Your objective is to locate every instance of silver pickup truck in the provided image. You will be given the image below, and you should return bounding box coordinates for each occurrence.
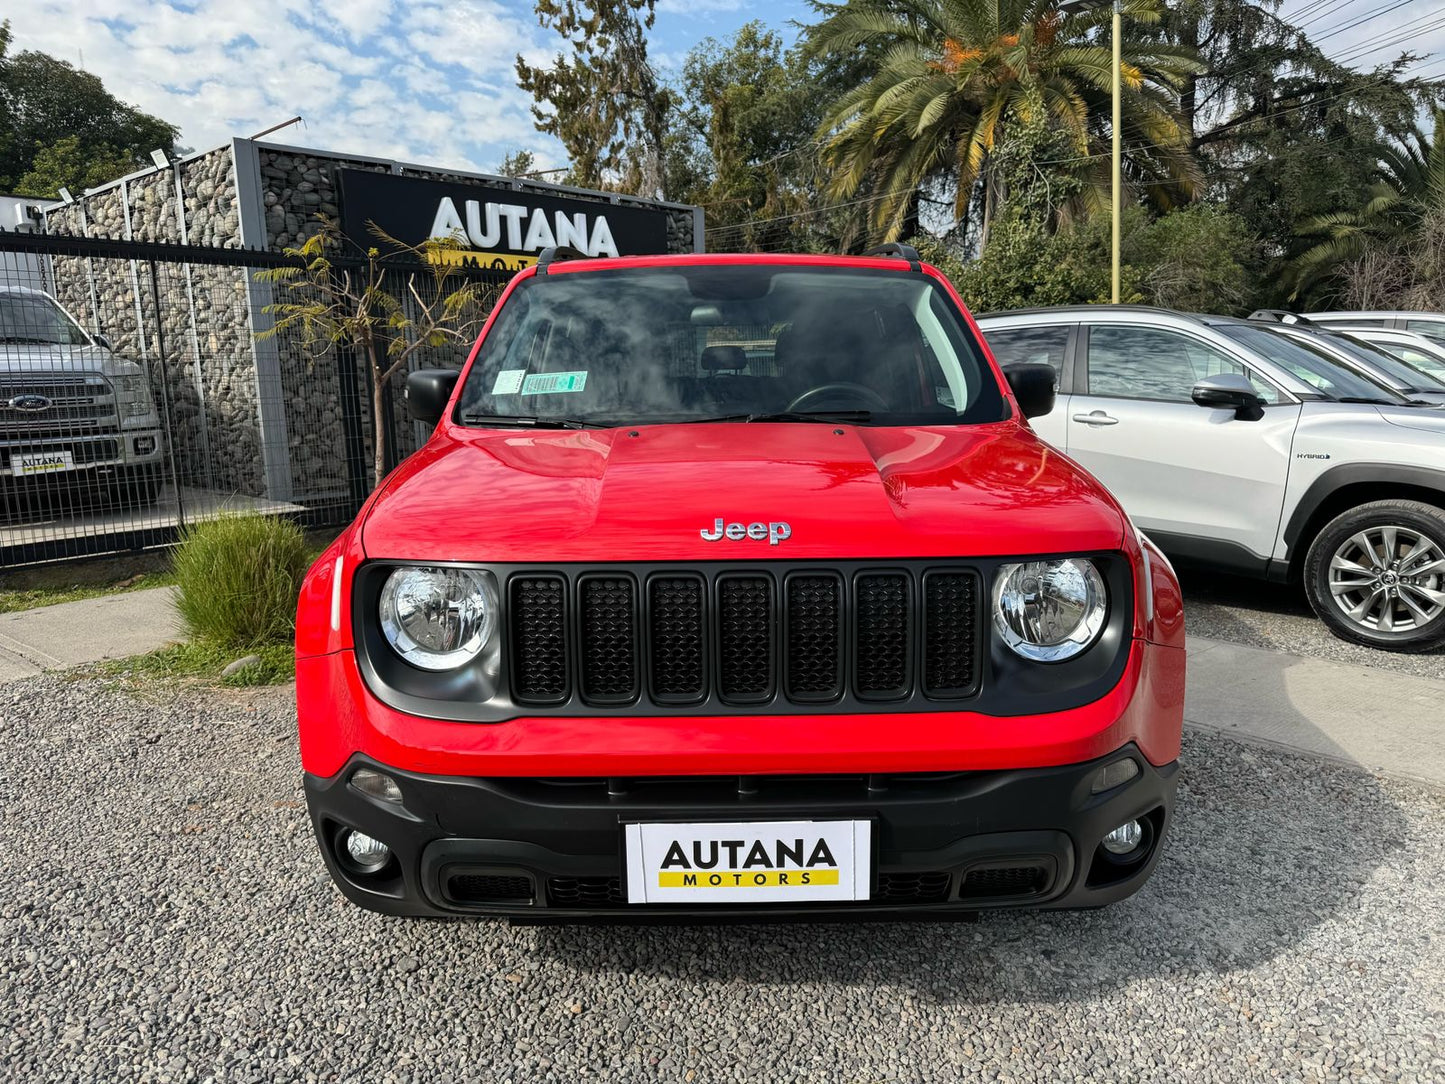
[1,286,165,514]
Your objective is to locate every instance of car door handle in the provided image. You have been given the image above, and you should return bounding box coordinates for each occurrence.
[1072,411,1119,426]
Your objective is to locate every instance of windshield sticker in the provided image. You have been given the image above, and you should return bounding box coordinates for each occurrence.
[521,371,588,395]
[491,369,526,395]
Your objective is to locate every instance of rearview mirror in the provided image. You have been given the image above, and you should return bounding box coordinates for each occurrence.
[92,332,112,350]
[406,369,461,425]
[1191,373,1265,420]
[1003,363,1057,419]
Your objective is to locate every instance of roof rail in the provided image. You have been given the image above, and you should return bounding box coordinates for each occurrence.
[1248,309,1316,327]
[862,242,922,270]
[535,246,593,275]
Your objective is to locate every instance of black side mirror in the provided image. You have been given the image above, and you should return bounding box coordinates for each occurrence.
[1191,373,1265,420]
[92,332,112,350]
[1004,363,1057,419]
[406,369,461,425]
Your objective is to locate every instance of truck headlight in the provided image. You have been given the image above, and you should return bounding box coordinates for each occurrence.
[378,566,497,671]
[992,558,1108,662]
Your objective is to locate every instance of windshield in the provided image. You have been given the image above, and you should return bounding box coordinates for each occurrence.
[1216,324,1407,402]
[1362,338,1445,382]
[1317,334,1445,392]
[0,292,91,346]
[456,266,1007,427]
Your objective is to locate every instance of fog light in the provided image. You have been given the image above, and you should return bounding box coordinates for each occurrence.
[343,829,391,872]
[1102,820,1143,855]
[350,768,403,803]
[1091,758,1140,794]
[133,435,157,455]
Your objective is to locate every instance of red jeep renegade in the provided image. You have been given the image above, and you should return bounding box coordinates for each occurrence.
[295,245,1185,919]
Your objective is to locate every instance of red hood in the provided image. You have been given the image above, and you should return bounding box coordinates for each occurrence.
[360,422,1126,562]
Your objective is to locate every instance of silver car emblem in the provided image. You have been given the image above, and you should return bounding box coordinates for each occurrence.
[700,518,791,545]
[7,394,52,413]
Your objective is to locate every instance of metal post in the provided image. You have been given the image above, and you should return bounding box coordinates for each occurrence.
[1111,0,1122,305]
[148,260,187,530]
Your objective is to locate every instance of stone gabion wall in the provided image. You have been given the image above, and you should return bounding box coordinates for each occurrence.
[44,142,700,509]
[40,149,266,497]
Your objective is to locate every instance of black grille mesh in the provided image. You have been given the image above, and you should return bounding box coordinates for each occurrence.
[579,576,636,702]
[960,865,1048,898]
[502,566,980,709]
[648,576,706,700]
[718,576,773,700]
[875,871,951,902]
[448,873,534,903]
[855,573,910,697]
[510,576,568,702]
[547,876,626,906]
[923,573,979,696]
[785,574,842,699]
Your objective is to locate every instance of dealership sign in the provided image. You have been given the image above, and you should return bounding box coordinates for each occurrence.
[337,169,671,270]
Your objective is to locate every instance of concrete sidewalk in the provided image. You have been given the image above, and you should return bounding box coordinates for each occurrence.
[0,587,1440,786]
[0,586,182,682]
[1185,635,1445,788]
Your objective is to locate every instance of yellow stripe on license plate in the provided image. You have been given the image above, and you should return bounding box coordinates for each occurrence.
[658,869,841,888]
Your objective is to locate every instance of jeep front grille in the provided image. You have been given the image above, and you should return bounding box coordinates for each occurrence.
[506,563,981,711]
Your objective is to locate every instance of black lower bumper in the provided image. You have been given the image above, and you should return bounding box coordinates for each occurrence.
[303,747,1178,921]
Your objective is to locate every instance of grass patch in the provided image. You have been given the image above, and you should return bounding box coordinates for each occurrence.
[173,514,310,647]
[0,569,175,614]
[92,641,294,687]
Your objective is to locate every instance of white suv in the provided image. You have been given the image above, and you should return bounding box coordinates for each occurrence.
[977,305,1445,653]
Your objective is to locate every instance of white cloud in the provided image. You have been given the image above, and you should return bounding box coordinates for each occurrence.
[4,0,561,175]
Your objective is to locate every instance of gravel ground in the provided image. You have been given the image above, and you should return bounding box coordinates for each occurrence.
[1179,569,1445,682]
[4,676,1445,1083]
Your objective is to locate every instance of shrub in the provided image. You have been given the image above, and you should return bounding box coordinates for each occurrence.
[172,514,309,648]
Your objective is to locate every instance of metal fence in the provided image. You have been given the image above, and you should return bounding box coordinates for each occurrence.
[0,231,508,568]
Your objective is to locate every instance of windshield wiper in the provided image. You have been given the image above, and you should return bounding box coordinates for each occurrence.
[681,409,874,425]
[1335,396,1413,406]
[460,413,607,429]
[0,337,60,344]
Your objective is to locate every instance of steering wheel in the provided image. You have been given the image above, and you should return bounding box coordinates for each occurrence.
[785,382,890,413]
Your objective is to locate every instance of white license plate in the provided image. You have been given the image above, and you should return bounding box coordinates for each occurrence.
[15,451,75,475]
[623,819,871,904]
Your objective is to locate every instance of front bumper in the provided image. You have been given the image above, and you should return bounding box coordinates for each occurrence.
[304,745,1177,920]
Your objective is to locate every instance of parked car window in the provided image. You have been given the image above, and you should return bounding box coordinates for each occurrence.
[458,266,1007,427]
[1321,335,1445,392]
[983,325,1069,378]
[1405,319,1445,345]
[1085,325,1281,403]
[0,292,91,346]
[1216,324,1405,401]
[1316,316,1386,328]
[1392,346,1445,381]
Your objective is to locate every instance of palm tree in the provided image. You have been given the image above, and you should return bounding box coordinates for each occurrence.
[807,0,1202,241]
[1288,108,1445,299]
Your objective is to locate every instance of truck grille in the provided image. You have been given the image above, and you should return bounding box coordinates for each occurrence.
[506,564,980,710]
[0,375,117,435]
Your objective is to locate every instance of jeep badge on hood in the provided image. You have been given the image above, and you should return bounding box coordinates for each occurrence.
[700,518,791,545]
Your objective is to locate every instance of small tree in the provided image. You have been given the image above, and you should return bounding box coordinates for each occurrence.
[256,219,490,490]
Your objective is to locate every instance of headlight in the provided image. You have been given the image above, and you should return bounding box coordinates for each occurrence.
[115,374,148,395]
[378,566,497,670]
[992,558,1108,662]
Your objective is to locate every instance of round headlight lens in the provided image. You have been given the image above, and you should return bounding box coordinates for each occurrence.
[992,559,1108,662]
[378,566,497,670]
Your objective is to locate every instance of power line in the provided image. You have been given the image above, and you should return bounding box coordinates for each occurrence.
[1312,0,1422,42]
[1331,13,1445,64]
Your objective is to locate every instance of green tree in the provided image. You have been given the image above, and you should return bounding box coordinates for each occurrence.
[514,0,672,197]
[0,21,180,195]
[805,0,1202,241]
[257,222,491,488]
[495,149,538,178]
[1288,108,1445,300]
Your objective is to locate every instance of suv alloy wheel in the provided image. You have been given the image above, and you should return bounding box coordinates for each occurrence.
[1304,499,1445,652]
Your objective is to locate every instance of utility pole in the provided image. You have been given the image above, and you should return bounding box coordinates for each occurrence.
[1111,0,1122,304]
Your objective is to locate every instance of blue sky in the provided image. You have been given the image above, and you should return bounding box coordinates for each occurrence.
[6,1,1442,181]
[8,0,813,176]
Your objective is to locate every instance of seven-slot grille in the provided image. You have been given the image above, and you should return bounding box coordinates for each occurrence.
[506,565,980,710]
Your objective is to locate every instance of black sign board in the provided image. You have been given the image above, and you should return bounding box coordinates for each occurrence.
[337,169,672,271]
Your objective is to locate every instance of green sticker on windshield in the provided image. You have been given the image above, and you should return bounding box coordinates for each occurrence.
[521,371,588,395]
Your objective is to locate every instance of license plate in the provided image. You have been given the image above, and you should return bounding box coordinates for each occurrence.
[623,819,871,904]
[16,451,75,475]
